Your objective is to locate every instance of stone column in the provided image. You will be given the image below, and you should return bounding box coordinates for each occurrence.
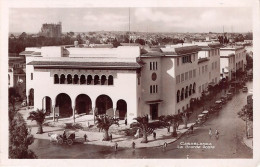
[52,105,56,122]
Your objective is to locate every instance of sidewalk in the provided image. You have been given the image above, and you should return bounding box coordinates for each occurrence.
[20,107,195,149]
[243,137,253,149]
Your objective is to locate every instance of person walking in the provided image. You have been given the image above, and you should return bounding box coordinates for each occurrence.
[132,141,136,150]
[215,129,219,139]
[190,125,194,134]
[167,126,170,133]
[209,128,212,138]
[125,118,127,125]
[110,133,113,142]
[163,142,168,151]
[114,142,118,152]
[84,133,87,142]
[153,132,156,140]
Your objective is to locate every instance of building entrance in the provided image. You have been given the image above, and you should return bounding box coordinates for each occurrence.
[150,104,158,120]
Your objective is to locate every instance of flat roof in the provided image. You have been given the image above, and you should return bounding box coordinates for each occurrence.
[27,61,142,70]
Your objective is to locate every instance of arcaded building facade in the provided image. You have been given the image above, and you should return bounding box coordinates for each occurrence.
[25,44,202,123]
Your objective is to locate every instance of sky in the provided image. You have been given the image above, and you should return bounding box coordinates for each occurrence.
[9,8,252,33]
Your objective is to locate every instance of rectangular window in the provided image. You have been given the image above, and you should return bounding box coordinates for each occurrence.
[185,72,188,80]
[31,73,33,80]
[215,62,217,69]
[212,63,214,70]
[177,58,179,66]
[176,75,180,84]
[153,85,155,93]
[150,62,152,70]
[181,73,184,82]
[155,62,158,70]
[193,54,195,61]
[189,70,192,79]
[150,85,153,94]
[153,62,155,70]
[193,69,196,77]
[156,85,158,93]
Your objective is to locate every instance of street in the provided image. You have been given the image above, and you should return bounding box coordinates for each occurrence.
[29,81,253,159]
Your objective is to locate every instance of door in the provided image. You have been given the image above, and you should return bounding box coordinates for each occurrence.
[150,104,158,120]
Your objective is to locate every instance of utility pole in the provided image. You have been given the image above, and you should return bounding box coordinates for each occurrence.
[223,26,225,45]
[129,8,130,44]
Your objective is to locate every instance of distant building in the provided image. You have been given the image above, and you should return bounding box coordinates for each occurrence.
[39,22,62,38]
[220,46,246,81]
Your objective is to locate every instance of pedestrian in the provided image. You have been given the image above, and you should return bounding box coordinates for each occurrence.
[190,125,194,134]
[63,130,66,140]
[163,142,168,150]
[215,129,219,139]
[125,118,127,125]
[209,128,212,138]
[176,122,179,130]
[84,133,87,142]
[114,142,118,152]
[132,141,136,150]
[167,126,170,133]
[153,132,156,140]
[110,133,113,142]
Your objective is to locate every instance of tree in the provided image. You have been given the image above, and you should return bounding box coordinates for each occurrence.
[9,87,18,112]
[95,115,119,141]
[9,109,37,158]
[133,115,165,143]
[159,114,181,137]
[27,109,46,134]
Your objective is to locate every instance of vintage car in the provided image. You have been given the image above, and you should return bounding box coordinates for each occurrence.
[220,95,228,104]
[197,114,207,124]
[242,86,248,92]
[202,110,209,118]
[214,100,222,109]
[227,93,233,100]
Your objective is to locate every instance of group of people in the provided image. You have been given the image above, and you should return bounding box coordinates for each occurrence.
[209,128,219,139]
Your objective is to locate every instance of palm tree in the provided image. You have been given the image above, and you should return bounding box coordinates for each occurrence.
[159,114,181,137]
[95,114,119,141]
[27,109,46,134]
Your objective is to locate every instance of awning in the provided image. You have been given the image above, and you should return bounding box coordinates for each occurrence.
[145,99,163,104]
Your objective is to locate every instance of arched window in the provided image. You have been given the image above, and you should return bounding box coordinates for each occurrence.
[181,88,184,100]
[54,74,59,84]
[87,75,93,85]
[80,75,86,84]
[101,75,107,85]
[177,90,180,103]
[73,75,79,84]
[189,84,192,95]
[67,74,72,84]
[60,74,65,84]
[185,86,189,98]
[94,75,100,85]
[193,82,196,93]
[108,75,113,85]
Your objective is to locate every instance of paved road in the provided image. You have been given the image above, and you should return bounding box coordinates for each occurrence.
[29,81,253,159]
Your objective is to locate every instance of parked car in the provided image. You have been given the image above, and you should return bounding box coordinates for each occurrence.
[227,93,233,100]
[215,100,222,109]
[242,86,248,92]
[197,114,207,124]
[202,110,209,118]
[220,95,227,104]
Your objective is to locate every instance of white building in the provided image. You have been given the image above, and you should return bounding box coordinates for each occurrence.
[220,46,246,81]
[195,42,221,97]
[25,44,202,123]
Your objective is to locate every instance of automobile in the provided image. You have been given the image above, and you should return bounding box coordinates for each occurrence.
[227,93,233,100]
[215,100,222,109]
[242,86,248,92]
[220,95,227,104]
[202,110,209,118]
[21,100,27,107]
[197,114,207,124]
